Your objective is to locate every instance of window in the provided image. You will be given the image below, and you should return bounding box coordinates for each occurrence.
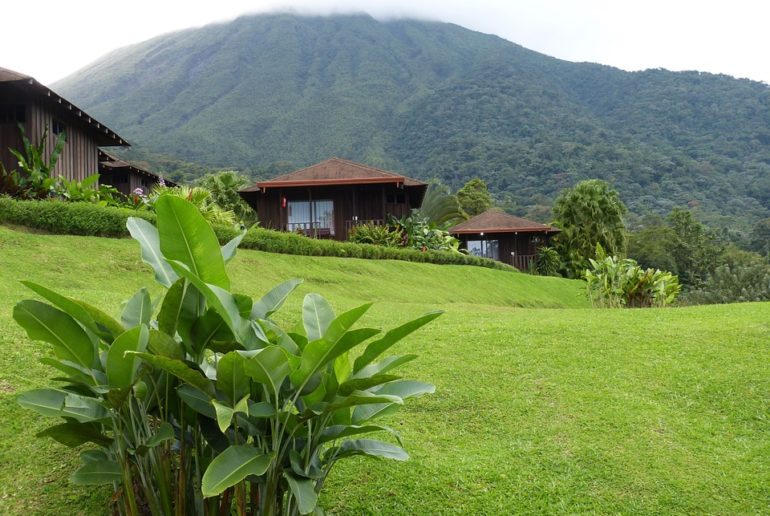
[467,239,499,260]
[52,119,66,136]
[287,199,334,236]
[0,104,25,124]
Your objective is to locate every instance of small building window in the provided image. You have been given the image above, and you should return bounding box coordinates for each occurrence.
[467,239,499,260]
[0,104,25,124]
[287,199,335,236]
[52,119,66,135]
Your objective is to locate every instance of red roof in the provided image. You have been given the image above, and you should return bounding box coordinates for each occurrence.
[449,209,560,234]
[0,66,129,147]
[240,157,426,191]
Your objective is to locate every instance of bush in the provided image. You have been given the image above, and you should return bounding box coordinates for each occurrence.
[535,246,561,276]
[0,198,513,271]
[0,196,156,237]
[683,250,770,304]
[348,222,403,247]
[585,245,681,308]
[14,197,440,514]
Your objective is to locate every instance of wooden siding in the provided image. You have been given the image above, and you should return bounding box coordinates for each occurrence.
[242,183,421,240]
[458,232,555,270]
[26,98,100,181]
[0,120,22,173]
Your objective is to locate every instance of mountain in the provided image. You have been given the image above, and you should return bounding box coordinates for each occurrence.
[53,13,770,231]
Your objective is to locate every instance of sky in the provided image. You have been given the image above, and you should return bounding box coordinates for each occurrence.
[3,0,770,85]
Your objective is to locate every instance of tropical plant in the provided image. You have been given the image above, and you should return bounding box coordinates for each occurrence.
[412,183,465,228]
[584,245,680,308]
[52,173,125,207]
[196,170,258,225]
[14,196,439,515]
[149,184,237,225]
[534,246,561,276]
[1,124,66,199]
[456,178,492,217]
[394,215,461,253]
[552,179,627,278]
[348,222,404,247]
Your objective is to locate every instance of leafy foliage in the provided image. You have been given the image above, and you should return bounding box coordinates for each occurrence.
[393,215,461,253]
[585,245,680,308]
[682,250,770,304]
[748,218,770,257]
[552,179,627,278]
[148,184,237,225]
[535,246,561,277]
[196,170,258,225]
[1,124,65,199]
[13,196,440,514]
[348,223,403,247]
[456,178,492,218]
[53,14,770,232]
[412,183,465,228]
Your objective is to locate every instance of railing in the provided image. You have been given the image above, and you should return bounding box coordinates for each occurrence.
[345,219,385,233]
[286,222,333,238]
[511,254,536,271]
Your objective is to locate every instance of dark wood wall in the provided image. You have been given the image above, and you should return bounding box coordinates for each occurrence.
[242,183,422,240]
[457,232,554,269]
[1,84,104,182]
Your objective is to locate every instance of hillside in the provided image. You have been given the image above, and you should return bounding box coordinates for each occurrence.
[53,14,770,230]
[1,225,769,514]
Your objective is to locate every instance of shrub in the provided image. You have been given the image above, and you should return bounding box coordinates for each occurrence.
[14,196,440,514]
[585,245,680,308]
[0,198,513,271]
[535,246,561,276]
[348,222,404,247]
[683,250,770,304]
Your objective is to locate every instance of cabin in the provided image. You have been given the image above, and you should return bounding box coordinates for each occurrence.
[0,66,168,193]
[239,158,427,240]
[449,209,560,270]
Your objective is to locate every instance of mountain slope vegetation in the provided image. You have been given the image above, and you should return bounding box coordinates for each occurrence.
[54,14,770,230]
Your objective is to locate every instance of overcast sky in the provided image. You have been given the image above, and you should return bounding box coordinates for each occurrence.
[3,0,769,85]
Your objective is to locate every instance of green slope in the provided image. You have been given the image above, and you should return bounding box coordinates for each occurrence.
[1,226,769,514]
[52,14,770,232]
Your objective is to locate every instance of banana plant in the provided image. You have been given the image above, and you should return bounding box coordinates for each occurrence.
[15,195,439,515]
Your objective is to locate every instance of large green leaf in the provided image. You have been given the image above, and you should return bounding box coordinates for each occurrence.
[157,278,186,336]
[290,328,379,388]
[352,381,435,424]
[251,279,302,319]
[352,311,442,373]
[147,329,184,360]
[70,458,122,485]
[242,346,290,395]
[106,326,149,389]
[217,351,249,403]
[284,473,318,515]
[322,390,402,414]
[338,374,400,396]
[13,300,98,370]
[17,389,108,422]
[168,260,260,349]
[352,354,417,379]
[145,422,175,448]
[201,445,271,497]
[129,352,215,397]
[36,421,111,448]
[302,294,335,342]
[177,384,215,418]
[191,308,235,354]
[221,229,247,264]
[74,301,124,342]
[324,303,372,344]
[334,439,408,461]
[319,424,398,444]
[39,358,102,386]
[155,195,230,290]
[126,217,179,287]
[121,288,152,329]
[20,281,109,341]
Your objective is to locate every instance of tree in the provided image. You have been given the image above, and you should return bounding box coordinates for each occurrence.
[196,170,258,225]
[551,179,627,278]
[457,178,492,217]
[666,208,723,287]
[412,182,465,228]
[749,218,770,257]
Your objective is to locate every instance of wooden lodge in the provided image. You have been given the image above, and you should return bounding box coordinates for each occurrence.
[0,66,168,194]
[449,209,560,270]
[239,158,427,240]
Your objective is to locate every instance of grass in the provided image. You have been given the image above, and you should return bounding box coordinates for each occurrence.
[0,224,768,514]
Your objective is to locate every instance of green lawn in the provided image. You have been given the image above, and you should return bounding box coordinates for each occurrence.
[0,225,768,514]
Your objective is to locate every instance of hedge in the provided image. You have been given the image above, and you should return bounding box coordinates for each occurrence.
[0,197,513,271]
